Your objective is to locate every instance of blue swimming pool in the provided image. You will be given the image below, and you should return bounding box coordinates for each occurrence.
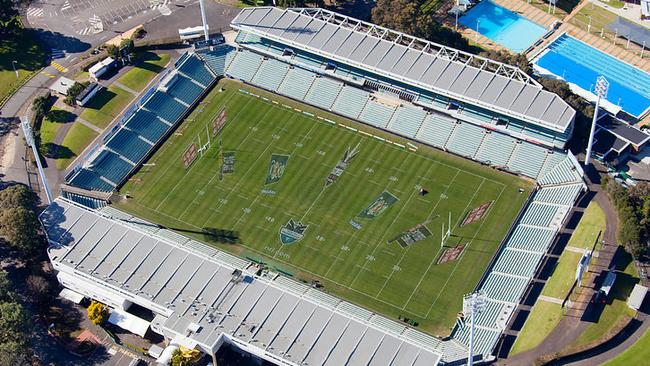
[535,34,650,117]
[459,0,547,53]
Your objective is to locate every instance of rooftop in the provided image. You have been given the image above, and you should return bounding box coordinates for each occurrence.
[231,7,575,132]
[42,198,451,365]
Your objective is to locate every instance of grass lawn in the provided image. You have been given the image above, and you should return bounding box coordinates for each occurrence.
[56,122,99,170]
[79,85,133,129]
[571,250,639,348]
[525,0,579,19]
[117,52,170,92]
[115,79,532,336]
[569,201,606,250]
[542,250,583,299]
[603,328,650,366]
[0,30,45,105]
[510,301,563,355]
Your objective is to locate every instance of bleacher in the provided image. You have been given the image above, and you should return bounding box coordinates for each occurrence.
[476,131,517,166]
[445,121,486,158]
[520,202,561,228]
[89,150,133,185]
[197,44,236,76]
[143,91,188,124]
[278,66,316,101]
[68,168,114,192]
[304,76,343,110]
[388,105,427,138]
[359,100,395,129]
[251,58,290,91]
[226,50,264,82]
[105,129,153,164]
[331,86,369,119]
[123,110,170,143]
[176,53,216,87]
[61,191,107,209]
[416,113,457,148]
[508,142,550,178]
[166,75,205,106]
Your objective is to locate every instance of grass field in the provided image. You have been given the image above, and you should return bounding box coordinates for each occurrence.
[510,300,563,355]
[0,30,45,105]
[603,328,650,366]
[116,79,532,335]
[56,122,98,170]
[117,52,170,92]
[80,85,133,129]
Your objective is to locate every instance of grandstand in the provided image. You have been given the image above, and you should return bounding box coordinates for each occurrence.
[51,6,591,364]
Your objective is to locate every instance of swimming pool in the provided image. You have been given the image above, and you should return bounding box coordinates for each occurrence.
[459,0,547,53]
[535,34,650,117]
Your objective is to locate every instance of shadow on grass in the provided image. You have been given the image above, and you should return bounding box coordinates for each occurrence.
[42,143,75,160]
[135,52,166,74]
[47,109,76,124]
[0,30,46,72]
[83,89,117,111]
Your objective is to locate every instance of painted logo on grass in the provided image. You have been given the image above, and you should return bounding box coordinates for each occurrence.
[222,151,235,174]
[389,222,433,248]
[263,154,289,195]
[351,191,399,229]
[326,143,360,187]
[279,219,309,245]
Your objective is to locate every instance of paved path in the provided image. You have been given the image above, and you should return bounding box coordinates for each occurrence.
[76,117,104,134]
[539,295,565,305]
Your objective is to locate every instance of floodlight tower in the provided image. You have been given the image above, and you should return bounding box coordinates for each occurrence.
[464,292,487,366]
[20,117,53,204]
[585,76,609,166]
[199,0,209,41]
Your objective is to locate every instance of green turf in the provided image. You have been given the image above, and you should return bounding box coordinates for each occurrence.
[542,250,583,300]
[568,201,606,250]
[56,122,98,170]
[0,30,45,105]
[116,79,532,335]
[603,328,650,366]
[510,300,563,356]
[79,85,133,129]
[117,52,170,92]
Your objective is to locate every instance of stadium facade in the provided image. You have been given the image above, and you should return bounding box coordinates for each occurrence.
[49,7,589,365]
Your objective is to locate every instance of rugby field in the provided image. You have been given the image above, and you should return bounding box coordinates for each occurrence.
[116,79,533,335]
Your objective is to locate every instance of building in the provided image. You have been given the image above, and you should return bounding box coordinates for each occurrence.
[49,76,75,96]
[89,57,116,80]
[42,199,453,366]
[76,82,103,107]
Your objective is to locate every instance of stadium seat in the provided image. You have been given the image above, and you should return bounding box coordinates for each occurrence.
[197,44,236,76]
[520,202,561,228]
[537,154,582,186]
[90,150,134,185]
[492,248,544,278]
[106,129,153,164]
[304,77,343,110]
[445,121,486,158]
[416,113,457,148]
[177,54,216,87]
[534,184,584,206]
[359,100,395,129]
[227,50,265,82]
[504,225,557,253]
[332,86,370,119]
[387,105,427,138]
[144,91,188,124]
[278,66,316,101]
[507,142,550,178]
[251,58,290,92]
[124,110,170,144]
[68,168,114,192]
[166,75,205,106]
[475,131,517,167]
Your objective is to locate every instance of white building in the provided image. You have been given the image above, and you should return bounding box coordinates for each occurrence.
[89,57,115,80]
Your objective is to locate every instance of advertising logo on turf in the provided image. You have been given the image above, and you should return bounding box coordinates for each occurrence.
[265,154,289,185]
[358,191,399,219]
[279,219,309,245]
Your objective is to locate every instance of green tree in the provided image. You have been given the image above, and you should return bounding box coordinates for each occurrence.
[480,49,533,75]
[0,184,38,211]
[0,0,20,34]
[0,271,14,303]
[31,94,50,121]
[64,81,89,105]
[0,340,29,366]
[0,302,29,341]
[0,206,40,253]
[106,44,119,59]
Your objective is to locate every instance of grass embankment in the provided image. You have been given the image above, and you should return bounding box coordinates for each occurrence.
[0,30,45,105]
[117,52,170,92]
[510,301,563,356]
[56,123,98,170]
[603,328,650,366]
[79,85,133,129]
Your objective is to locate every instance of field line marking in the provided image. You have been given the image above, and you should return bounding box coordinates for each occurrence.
[153,93,253,212]
[374,168,460,299]
[423,183,505,318]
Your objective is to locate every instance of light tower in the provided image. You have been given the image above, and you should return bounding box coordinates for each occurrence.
[199,0,209,41]
[464,292,487,366]
[585,76,609,166]
[20,117,53,204]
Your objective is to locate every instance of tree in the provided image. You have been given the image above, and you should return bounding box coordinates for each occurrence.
[0,0,20,34]
[64,81,89,106]
[0,184,38,211]
[0,340,29,366]
[480,49,533,76]
[0,302,29,341]
[31,94,51,122]
[372,0,422,37]
[106,44,119,59]
[87,301,108,325]
[26,275,51,305]
[0,271,14,303]
[0,206,40,253]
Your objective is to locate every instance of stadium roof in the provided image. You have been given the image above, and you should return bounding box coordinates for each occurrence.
[42,198,448,365]
[231,7,575,132]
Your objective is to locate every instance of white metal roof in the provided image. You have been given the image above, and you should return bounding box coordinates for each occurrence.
[42,198,446,365]
[231,7,575,133]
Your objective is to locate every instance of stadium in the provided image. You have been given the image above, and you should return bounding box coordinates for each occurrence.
[43,6,586,365]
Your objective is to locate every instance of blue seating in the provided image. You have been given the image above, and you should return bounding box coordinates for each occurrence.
[177,54,215,87]
[251,58,290,91]
[106,129,152,164]
[90,150,133,185]
[62,192,107,209]
[167,75,204,106]
[508,142,550,178]
[446,121,486,158]
[68,168,114,192]
[198,45,235,76]
[144,91,188,124]
[332,86,369,119]
[278,66,316,101]
[227,50,264,82]
[304,77,343,110]
[359,100,395,129]
[124,110,169,143]
[388,105,427,138]
[461,105,494,124]
[416,113,457,148]
[476,131,517,166]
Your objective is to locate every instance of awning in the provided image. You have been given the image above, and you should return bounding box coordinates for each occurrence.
[59,288,85,304]
[628,284,647,310]
[108,308,151,337]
